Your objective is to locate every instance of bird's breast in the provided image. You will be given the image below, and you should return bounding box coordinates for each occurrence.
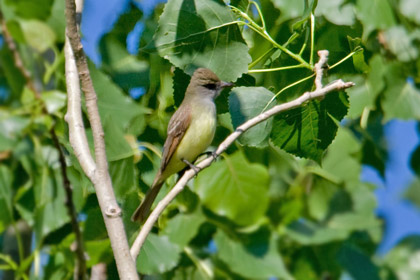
[175,100,216,162]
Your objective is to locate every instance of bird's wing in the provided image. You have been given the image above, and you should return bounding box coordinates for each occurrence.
[160,104,191,171]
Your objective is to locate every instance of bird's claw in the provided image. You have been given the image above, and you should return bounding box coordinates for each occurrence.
[182,159,201,177]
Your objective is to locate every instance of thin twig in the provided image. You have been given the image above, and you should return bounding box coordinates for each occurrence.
[314,50,329,90]
[64,0,139,279]
[0,9,87,280]
[130,50,355,259]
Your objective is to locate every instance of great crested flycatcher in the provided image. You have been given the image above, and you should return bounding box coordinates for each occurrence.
[131,68,233,222]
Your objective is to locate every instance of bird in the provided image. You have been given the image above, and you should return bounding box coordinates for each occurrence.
[131,68,233,222]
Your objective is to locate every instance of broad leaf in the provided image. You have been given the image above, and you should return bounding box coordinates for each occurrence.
[89,62,150,130]
[194,151,269,226]
[153,0,251,81]
[271,91,349,163]
[355,0,395,38]
[137,233,181,274]
[19,19,56,52]
[215,230,292,279]
[229,86,275,147]
[162,208,206,247]
[381,63,420,121]
[286,219,350,245]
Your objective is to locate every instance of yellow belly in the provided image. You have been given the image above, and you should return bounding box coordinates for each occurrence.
[162,102,216,178]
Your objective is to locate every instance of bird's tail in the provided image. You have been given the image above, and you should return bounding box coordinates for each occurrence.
[131,181,164,223]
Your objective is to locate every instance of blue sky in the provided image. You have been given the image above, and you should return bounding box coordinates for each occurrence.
[81,0,420,255]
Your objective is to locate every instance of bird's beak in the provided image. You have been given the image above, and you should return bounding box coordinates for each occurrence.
[220,81,234,88]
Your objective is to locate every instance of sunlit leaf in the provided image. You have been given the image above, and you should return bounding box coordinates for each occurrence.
[153,0,251,81]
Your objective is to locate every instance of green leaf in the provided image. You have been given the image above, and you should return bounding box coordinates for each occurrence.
[215,230,292,279]
[307,178,338,221]
[172,67,191,108]
[41,90,66,114]
[162,208,206,247]
[85,239,113,268]
[399,0,420,25]
[0,165,13,233]
[89,62,150,130]
[410,144,420,177]
[5,0,53,19]
[383,236,420,279]
[316,0,355,26]
[194,151,269,226]
[137,233,181,274]
[0,47,25,97]
[271,91,349,162]
[153,0,251,81]
[109,157,136,200]
[103,116,133,161]
[46,0,66,42]
[381,64,420,121]
[384,26,418,62]
[338,244,380,280]
[322,127,361,184]
[272,0,304,22]
[99,34,149,91]
[19,19,56,52]
[355,0,395,38]
[286,219,350,245]
[228,86,275,147]
[404,179,420,208]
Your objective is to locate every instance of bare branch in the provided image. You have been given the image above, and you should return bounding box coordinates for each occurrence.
[130,50,355,259]
[64,0,139,279]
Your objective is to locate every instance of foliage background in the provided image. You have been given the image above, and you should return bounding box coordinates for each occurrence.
[1,0,420,279]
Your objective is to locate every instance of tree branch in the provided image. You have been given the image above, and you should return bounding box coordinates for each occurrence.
[0,9,87,279]
[130,50,355,259]
[64,0,139,279]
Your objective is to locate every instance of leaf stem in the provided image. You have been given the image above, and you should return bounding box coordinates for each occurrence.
[329,48,362,70]
[250,1,266,30]
[248,47,274,69]
[184,247,213,279]
[249,64,306,73]
[261,74,315,112]
[309,13,315,65]
[230,5,312,70]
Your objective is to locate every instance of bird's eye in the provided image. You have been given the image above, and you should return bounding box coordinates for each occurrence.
[203,83,217,90]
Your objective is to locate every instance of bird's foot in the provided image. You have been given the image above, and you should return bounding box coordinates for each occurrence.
[182,159,201,176]
[200,151,218,160]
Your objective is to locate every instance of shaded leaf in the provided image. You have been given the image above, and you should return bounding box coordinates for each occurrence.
[0,165,13,233]
[89,62,150,130]
[286,219,349,245]
[229,86,275,147]
[194,151,269,226]
[271,91,349,162]
[215,230,292,279]
[5,0,53,19]
[338,244,380,280]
